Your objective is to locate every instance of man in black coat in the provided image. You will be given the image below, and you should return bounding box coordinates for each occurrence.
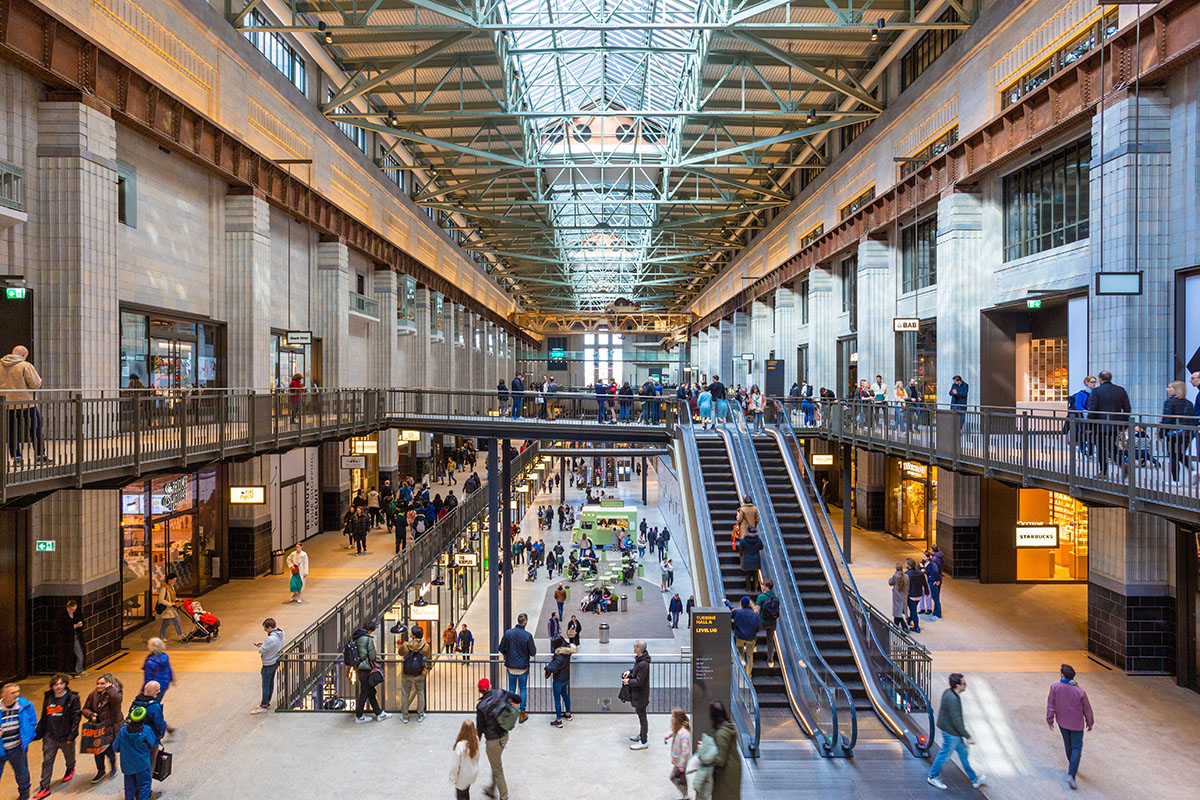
[949,375,969,434]
[623,640,652,749]
[510,373,525,419]
[1087,371,1131,477]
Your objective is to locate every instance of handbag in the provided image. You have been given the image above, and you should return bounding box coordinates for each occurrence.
[290,564,300,575]
[154,602,167,616]
[79,724,108,754]
[618,683,631,704]
[153,749,173,781]
[367,666,384,687]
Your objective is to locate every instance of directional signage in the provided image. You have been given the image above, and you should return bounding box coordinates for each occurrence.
[35,540,56,552]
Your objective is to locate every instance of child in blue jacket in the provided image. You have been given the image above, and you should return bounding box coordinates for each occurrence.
[113,706,159,800]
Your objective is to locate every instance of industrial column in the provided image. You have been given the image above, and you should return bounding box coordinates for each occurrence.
[842,443,852,563]
[501,440,513,632]
[487,439,499,685]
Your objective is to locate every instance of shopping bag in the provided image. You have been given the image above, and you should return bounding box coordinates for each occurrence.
[153,749,173,781]
[79,724,108,754]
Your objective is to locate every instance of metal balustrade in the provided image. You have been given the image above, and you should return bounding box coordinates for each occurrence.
[349,291,381,319]
[0,160,23,212]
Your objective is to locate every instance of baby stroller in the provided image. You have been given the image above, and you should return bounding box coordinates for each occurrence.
[180,598,220,642]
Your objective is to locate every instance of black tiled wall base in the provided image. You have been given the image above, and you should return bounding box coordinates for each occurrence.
[322,488,349,533]
[936,520,980,579]
[31,581,122,675]
[1088,583,1176,674]
[854,487,885,530]
[229,521,273,578]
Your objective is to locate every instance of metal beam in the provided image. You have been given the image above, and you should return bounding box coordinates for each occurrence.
[726,31,884,112]
[323,32,475,110]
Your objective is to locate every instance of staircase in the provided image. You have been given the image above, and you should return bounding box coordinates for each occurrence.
[694,435,792,720]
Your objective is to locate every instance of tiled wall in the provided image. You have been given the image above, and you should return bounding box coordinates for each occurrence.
[31,581,122,674]
[228,520,273,578]
[1088,582,1176,674]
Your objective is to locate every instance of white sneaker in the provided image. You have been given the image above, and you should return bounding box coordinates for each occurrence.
[354,716,373,724]
[972,776,986,788]
[927,776,947,790]
[249,706,268,715]
[376,711,391,721]
[629,741,648,750]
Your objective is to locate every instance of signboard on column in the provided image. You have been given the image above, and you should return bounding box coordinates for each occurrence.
[690,606,731,743]
[764,358,785,397]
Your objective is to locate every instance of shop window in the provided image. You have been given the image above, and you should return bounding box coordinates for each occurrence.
[1016,489,1088,581]
[1003,138,1090,261]
[1001,13,1118,108]
[1027,337,1070,402]
[900,9,963,91]
[117,161,137,227]
[886,459,938,541]
[839,186,875,221]
[901,214,937,293]
[271,331,310,389]
[121,310,222,390]
[797,344,809,385]
[895,320,937,403]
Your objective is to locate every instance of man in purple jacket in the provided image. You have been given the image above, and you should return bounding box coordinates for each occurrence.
[1046,664,1094,789]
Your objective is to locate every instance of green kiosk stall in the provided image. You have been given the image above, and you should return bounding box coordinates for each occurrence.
[572,500,638,549]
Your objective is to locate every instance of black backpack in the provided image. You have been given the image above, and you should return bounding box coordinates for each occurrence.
[402,646,426,676]
[343,637,362,669]
[760,593,781,622]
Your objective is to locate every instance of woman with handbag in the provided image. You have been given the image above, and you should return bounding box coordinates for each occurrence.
[663,708,691,799]
[285,543,309,604]
[81,673,123,783]
[156,574,183,642]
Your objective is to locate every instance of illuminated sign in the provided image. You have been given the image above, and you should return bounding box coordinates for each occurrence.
[811,453,834,466]
[1026,299,1042,309]
[901,461,928,480]
[351,439,378,455]
[6,287,26,300]
[229,486,266,504]
[35,540,55,552]
[1015,524,1060,548]
[410,604,440,621]
[340,455,367,470]
[400,430,421,442]
[454,553,479,567]
[284,330,312,346]
[893,317,920,332]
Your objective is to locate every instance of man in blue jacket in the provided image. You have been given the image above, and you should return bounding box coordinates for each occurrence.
[114,706,159,800]
[510,373,525,419]
[129,682,167,740]
[497,613,537,723]
[725,597,763,679]
[0,682,38,800]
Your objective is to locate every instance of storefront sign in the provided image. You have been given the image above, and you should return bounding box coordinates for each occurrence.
[340,455,367,470]
[454,553,479,567]
[351,439,378,455]
[691,607,731,744]
[35,540,55,552]
[1095,271,1142,296]
[902,461,928,480]
[893,317,920,332]
[400,430,421,442]
[811,453,834,466]
[284,330,312,346]
[229,486,266,504]
[410,604,440,621]
[1015,524,1060,548]
[160,478,188,513]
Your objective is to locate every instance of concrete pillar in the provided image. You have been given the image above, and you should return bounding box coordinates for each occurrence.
[934,470,980,579]
[750,298,772,388]
[935,191,985,397]
[856,238,893,388]
[374,269,399,485]
[313,238,351,386]
[1088,509,1176,673]
[1088,90,1172,413]
[807,268,837,393]
[717,318,734,386]
[224,191,272,387]
[774,283,798,384]
[732,310,751,387]
[853,448,885,529]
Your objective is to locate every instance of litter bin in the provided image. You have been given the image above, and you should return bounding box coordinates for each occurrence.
[599,622,610,644]
[270,549,286,576]
[637,564,644,578]
[635,585,643,602]
[620,594,628,612]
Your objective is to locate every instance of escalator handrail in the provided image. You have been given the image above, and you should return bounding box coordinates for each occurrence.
[717,415,855,755]
[677,400,762,757]
[770,400,936,754]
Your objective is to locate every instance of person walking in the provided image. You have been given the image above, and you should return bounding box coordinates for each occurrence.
[545,635,576,727]
[81,674,123,782]
[128,682,166,744]
[554,584,567,620]
[1161,380,1196,484]
[565,615,581,647]
[904,557,926,633]
[659,528,671,561]
[32,674,79,798]
[475,678,521,800]
[353,507,371,555]
[156,573,183,642]
[754,580,781,668]
[727,597,761,679]
[888,564,910,632]
[1087,371,1131,479]
[1,682,37,800]
[0,345,49,464]
[497,614,536,724]
[442,622,458,655]
[141,639,174,704]
[400,625,432,723]
[286,542,309,603]
[927,673,985,790]
[623,641,652,750]
[350,621,389,723]
[112,706,157,800]
[449,720,480,800]
[665,708,691,798]
[59,600,85,677]
[708,701,742,800]
[1047,663,1094,790]
[737,528,763,592]
[251,618,284,714]
[367,486,381,527]
[668,593,684,629]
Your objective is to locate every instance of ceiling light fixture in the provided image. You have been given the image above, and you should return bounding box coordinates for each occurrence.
[318,21,333,44]
[806,109,817,123]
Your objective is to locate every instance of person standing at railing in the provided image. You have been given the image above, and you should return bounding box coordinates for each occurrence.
[949,376,969,436]
[287,373,304,424]
[496,379,509,417]
[1046,663,1094,791]
[800,381,815,427]
[545,634,576,728]
[927,673,985,790]
[1066,377,1097,457]
[622,641,652,750]
[1161,381,1196,484]
[906,379,922,433]
[251,619,284,714]
[1086,371,1131,480]
[709,375,728,424]
[399,625,432,723]
[892,381,906,433]
[0,345,50,465]
[497,614,536,724]
[1191,371,1200,484]
[510,373,525,419]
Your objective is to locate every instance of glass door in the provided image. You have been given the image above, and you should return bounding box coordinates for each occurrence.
[121,485,151,632]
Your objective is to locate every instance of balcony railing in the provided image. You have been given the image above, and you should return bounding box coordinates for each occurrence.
[0,161,24,213]
[349,291,380,320]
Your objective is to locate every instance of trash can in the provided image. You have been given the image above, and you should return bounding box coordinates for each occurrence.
[635,585,643,602]
[620,594,628,612]
[599,622,610,644]
[637,564,644,578]
[270,549,286,575]
[564,585,570,602]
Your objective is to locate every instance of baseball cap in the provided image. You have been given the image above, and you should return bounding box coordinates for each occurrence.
[477,678,491,692]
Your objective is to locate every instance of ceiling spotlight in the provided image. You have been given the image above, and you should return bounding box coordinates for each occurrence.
[806,109,816,123]
[872,19,885,41]
[456,200,465,209]
[386,110,397,127]
[318,21,333,44]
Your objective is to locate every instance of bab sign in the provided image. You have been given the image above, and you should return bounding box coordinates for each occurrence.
[1015,524,1060,548]
[893,317,920,333]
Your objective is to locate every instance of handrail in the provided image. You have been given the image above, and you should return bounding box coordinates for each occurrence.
[771,399,935,755]
[675,399,762,758]
[717,413,855,756]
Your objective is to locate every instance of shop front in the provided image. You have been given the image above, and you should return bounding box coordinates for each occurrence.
[348,436,379,497]
[980,292,1087,407]
[120,308,223,389]
[895,319,937,404]
[980,478,1089,583]
[885,458,938,542]
[120,467,226,632]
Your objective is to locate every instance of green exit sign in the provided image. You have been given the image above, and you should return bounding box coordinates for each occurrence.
[6,287,26,300]
[35,540,56,552]
[549,348,565,360]
[1026,299,1042,309]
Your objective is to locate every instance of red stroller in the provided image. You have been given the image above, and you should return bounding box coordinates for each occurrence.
[180,598,220,642]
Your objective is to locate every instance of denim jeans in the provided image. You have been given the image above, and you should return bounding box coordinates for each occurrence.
[507,669,529,711]
[802,403,814,426]
[906,598,921,631]
[1060,727,1084,778]
[753,411,764,433]
[0,744,30,794]
[159,615,183,640]
[261,663,279,707]
[928,732,978,783]
[511,398,523,419]
[552,679,570,719]
[929,581,942,618]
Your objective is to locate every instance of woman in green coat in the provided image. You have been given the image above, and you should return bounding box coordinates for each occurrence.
[709,701,742,799]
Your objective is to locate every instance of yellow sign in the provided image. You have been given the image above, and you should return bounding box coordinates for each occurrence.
[351,439,378,455]
[811,453,834,466]
[400,430,421,442]
[229,486,266,504]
